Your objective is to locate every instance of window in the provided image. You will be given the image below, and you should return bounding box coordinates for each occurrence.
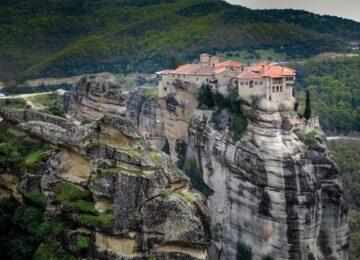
[273,78,282,84]
[196,78,198,81]
[272,87,275,93]
[164,87,168,91]
[276,86,279,92]
[280,86,283,92]
[172,74,174,78]
[249,81,254,88]
[255,81,258,86]
[245,82,248,86]
[240,82,244,86]
[260,81,263,85]
[167,82,169,85]
[178,75,180,78]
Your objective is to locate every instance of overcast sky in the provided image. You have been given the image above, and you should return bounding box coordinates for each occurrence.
[225,0,360,22]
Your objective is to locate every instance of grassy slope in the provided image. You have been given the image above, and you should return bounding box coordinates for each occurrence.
[1,0,360,84]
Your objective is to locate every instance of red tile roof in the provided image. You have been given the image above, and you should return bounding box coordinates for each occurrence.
[290,118,303,126]
[214,67,226,74]
[236,70,262,80]
[156,70,171,75]
[249,64,296,78]
[167,64,217,76]
[215,60,245,68]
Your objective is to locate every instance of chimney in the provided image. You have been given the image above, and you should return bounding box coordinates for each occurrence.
[209,56,219,66]
[200,53,210,65]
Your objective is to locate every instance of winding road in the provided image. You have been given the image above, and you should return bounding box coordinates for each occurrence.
[0,90,66,109]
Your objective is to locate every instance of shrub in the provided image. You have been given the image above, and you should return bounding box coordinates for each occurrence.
[211,223,222,242]
[175,139,187,169]
[0,98,30,109]
[150,152,161,166]
[23,147,54,168]
[43,106,66,118]
[23,189,47,209]
[81,118,95,125]
[178,191,193,203]
[182,156,214,198]
[198,84,215,109]
[305,131,318,145]
[262,254,274,260]
[230,114,248,142]
[85,140,103,151]
[294,130,318,145]
[237,241,252,260]
[77,214,114,229]
[57,182,92,202]
[30,93,59,107]
[161,139,171,155]
[66,200,94,213]
[211,108,223,130]
[74,234,90,253]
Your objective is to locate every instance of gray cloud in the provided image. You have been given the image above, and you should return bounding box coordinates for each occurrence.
[225,0,360,22]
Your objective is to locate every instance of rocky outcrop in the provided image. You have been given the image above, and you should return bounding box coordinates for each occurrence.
[157,81,199,160]
[126,87,165,149]
[188,105,349,260]
[0,108,211,259]
[60,73,127,119]
[55,74,350,259]
[60,74,167,150]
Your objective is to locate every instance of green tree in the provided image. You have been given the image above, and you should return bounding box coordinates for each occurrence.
[304,89,312,120]
[168,56,182,70]
[161,139,170,155]
[198,84,214,109]
[237,241,252,260]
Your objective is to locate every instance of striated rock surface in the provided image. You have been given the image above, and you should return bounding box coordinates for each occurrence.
[55,74,350,259]
[60,74,167,150]
[188,105,349,259]
[126,87,165,149]
[0,108,211,259]
[60,73,127,119]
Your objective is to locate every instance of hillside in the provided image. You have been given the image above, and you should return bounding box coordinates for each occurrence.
[1,0,360,85]
[295,56,360,133]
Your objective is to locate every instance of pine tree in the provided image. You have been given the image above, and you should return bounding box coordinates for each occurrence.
[304,89,311,120]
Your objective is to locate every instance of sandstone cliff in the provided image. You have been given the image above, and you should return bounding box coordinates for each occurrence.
[58,75,350,259]
[147,77,349,259]
[60,73,127,119]
[187,105,349,260]
[0,108,211,259]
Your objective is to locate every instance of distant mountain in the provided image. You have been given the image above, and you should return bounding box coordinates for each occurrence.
[1,0,360,84]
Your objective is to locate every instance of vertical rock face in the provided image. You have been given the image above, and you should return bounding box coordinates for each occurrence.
[57,75,350,259]
[126,88,165,149]
[188,106,349,259]
[60,73,127,119]
[0,108,211,259]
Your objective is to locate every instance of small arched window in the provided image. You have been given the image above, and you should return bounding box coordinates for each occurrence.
[280,86,283,92]
[276,86,279,92]
[272,87,275,93]
[250,81,254,88]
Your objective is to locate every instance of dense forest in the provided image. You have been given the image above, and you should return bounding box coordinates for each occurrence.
[295,56,360,133]
[328,140,360,259]
[1,0,360,85]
